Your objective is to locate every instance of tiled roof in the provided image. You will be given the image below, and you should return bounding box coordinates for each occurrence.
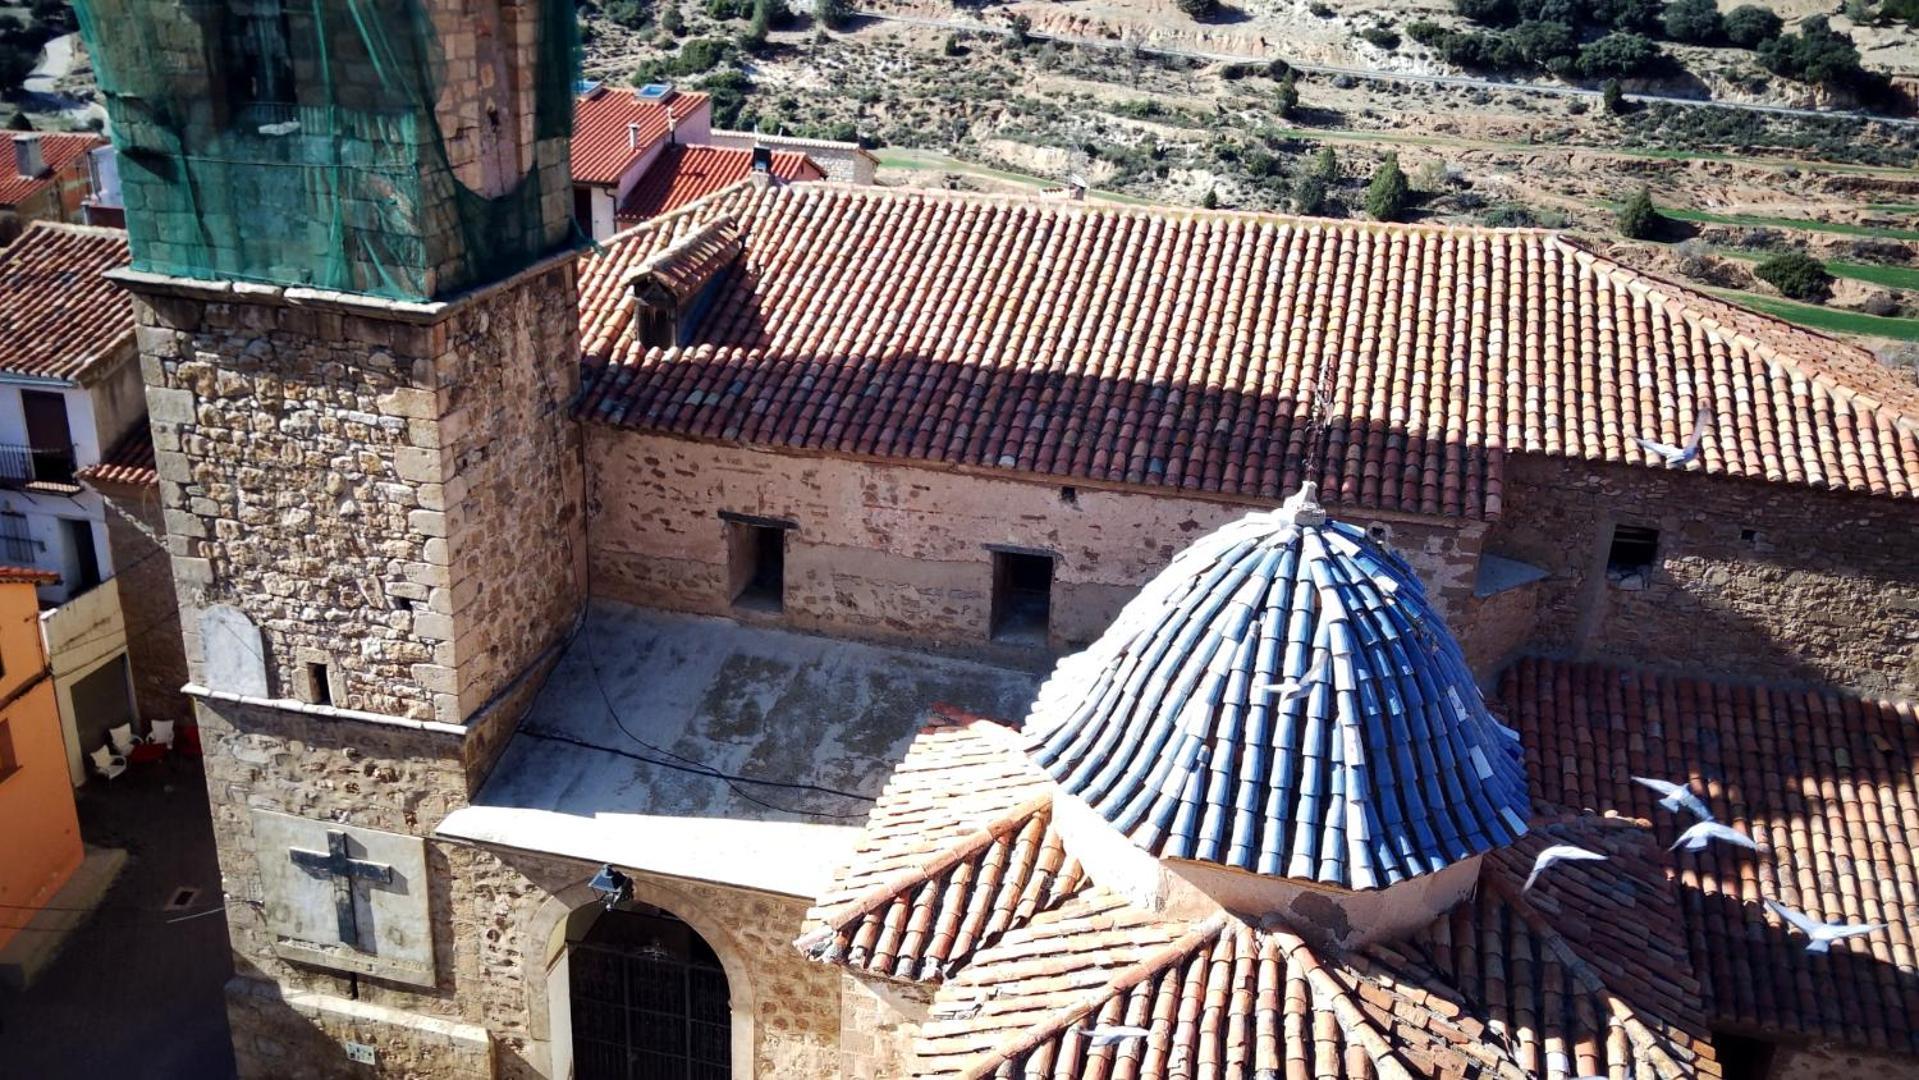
[574,183,1919,519]
[76,420,155,487]
[571,88,710,185]
[913,830,1716,1080]
[1024,488,1529,889]
[0,223,132,382]
[0,565,58,585]
[0,133,102,207]
[797,712,1085,982]
[1505,656,1919,1053]
[618,144,822,222]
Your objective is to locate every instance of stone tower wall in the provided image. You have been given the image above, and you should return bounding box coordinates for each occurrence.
[133,259,583,731]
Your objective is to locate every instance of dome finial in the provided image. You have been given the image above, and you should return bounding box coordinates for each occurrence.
[1274,481,1326,527]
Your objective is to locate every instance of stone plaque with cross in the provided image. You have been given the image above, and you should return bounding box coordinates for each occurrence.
[249,810,437,987]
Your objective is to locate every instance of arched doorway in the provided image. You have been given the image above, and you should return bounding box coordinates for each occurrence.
[568,902,732,1079]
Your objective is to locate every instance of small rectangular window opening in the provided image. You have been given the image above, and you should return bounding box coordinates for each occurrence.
[0,717,16,782]
[1606,524,1660,584]
[991,551,1054,643]
[1709,1031,1776,1080]
[305,662,332,707]
[727,519,787,612]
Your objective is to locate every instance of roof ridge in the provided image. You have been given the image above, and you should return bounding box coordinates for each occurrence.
[17,221,128,242]
[953,915,1230,1080]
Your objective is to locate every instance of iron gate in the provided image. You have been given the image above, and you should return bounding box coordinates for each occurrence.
[570,908,730,1080]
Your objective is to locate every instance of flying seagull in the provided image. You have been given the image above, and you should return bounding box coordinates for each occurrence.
[1523,843,1609,892]
[1253,650,1329,710]
[1633,406,1712,467]
[1764,899,1884,954]
[1672,820,1759,853]
[1633,776,1714,822]
[1074,1024,1153,1048]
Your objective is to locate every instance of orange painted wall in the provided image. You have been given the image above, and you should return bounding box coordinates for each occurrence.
[0,578,82,952]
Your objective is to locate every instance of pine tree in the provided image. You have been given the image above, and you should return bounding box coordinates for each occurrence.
[1616,186,1661,239]
[1364,153,1410,222]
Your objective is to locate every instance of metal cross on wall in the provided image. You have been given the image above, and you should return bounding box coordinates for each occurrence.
[289,830,394,950]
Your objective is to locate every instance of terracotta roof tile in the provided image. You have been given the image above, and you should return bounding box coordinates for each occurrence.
[576,184,1919,519]
[570,88,710,185]
[0,564,58,585]
[618,144,822,222]
[76,420,155,487]
[0,133,101,207]
[1505,656,1919,1053]
[627,215,743,309]
[798,711,1085,983]
[0,223,132,382]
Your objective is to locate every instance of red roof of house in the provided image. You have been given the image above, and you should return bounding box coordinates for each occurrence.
[617,144,822,222]
[1505,656,1919,1053]
[77,421,155,487]
[575,183,1919,521]
[0,223,132,382]
[0,565,58,585]
[0,132,102,208]
[570,87,710,186]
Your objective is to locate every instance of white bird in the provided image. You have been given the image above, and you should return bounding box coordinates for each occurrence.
[1632,776,1714,822]
[1633,406,1712,467]
[1671,820,1759,853]
[1764,899,1884,954]
[1074,1024,1152,1047]
[1523,843,1609,892]
[1253,650,1329,710]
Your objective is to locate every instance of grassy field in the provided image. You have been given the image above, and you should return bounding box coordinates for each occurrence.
[875,147,1158,204]
[1703,287,1919,342]
[1658,206,1919,242]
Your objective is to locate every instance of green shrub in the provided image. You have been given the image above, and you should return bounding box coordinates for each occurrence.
[1454,0,1518,26]
[1594,0,1660,33]
[1662,0,1720,42]
[603,0,650,28]
[1275,72,1299,118]
[1200,188,1219,209]
[660,4,686,34]
[815,0,850,30]
[942,32,962,55]
[1005,11,1031,42]
[1722,4,1783,47]
[0,42,35,93]
[1176,0,1218,16]
[1365,153,1410,221]
[1602,77,1625,112]
[1307,145,1338,181]
[1511,19,1576,63]
[1758,16,1868,89]
[1266,58,1293,79]
[1406,19,1448,45]
[1359,25,1400,49]
[1615,185,1661,238]
[1754,251,1834,302]
[1292,173,1329,215]
[706,0,750,19]
[1578,32,1660,78]
[1439,30,1528,72]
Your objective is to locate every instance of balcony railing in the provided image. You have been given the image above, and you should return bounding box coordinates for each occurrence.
[0,444,79,490]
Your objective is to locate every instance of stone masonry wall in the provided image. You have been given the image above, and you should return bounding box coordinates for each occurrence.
[135,261,583,729]
[586,431,1487,662]
[1771,1039,1919,1080]
[839,973,932,1080]
[94,478,189,722]
[1488,454,1919,695]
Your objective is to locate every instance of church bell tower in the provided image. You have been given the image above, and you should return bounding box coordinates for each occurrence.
[77,0,584,1073]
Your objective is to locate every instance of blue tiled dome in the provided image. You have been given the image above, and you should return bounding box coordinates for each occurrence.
[1025,485,1529,890]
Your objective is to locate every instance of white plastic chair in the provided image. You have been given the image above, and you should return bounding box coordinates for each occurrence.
[108,723,138,755]
[89,743,127,781]
[147,720,176,748]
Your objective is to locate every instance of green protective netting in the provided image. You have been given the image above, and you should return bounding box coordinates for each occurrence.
[74,0,581,301]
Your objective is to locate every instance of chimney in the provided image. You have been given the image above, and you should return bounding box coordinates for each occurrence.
[751,143,773,174]
[13,134,44,179]
[628,121,641,150]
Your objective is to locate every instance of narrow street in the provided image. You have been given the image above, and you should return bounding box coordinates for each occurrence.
[0,757,236,1080]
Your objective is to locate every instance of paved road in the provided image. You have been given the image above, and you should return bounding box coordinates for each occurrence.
[852,8,1919,130]
[0,757,237,1080]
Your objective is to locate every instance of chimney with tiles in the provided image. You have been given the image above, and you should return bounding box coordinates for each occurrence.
[667,113,678,145]
[750,142,772,174]
[627,121,641,150]
[12,134,44,179]
[1024,483,1532,952]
